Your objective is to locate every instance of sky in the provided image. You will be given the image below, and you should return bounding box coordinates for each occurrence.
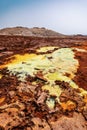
[0,0,87,35]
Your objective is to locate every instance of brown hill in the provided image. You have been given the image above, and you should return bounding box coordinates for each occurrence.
[0,27,64,37]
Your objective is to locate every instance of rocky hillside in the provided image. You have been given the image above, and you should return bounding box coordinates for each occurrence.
[0,27,64,37]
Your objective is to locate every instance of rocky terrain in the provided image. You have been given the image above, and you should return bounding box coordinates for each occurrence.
[0,27,87,130]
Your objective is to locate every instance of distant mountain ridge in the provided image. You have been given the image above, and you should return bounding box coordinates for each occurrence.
[0,27,64,37]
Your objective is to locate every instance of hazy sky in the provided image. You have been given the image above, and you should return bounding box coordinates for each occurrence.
[0,0,87,34]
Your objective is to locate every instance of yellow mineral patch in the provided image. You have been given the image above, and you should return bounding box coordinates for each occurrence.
[83,94,87,103]
[42,85,62,98]
[0,53,37,69]
[0,97,5,104]
[79,88,87,96]
[44,72,78,89]
[0,53,52,80]
[51,48,79,79]
[32,81,37,85]
[0,74,2,79]
[37,46,58,52]
[61,101,76,111]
